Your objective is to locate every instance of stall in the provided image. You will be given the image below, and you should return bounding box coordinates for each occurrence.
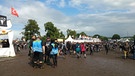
[0,15,16,57]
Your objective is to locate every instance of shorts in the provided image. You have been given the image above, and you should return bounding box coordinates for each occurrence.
[33,51,43,61]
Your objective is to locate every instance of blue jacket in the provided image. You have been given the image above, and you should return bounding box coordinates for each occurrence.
[32,40,43,52]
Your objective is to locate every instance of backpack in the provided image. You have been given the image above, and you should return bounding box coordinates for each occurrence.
[76,43,80,53]
[50,43,58,55]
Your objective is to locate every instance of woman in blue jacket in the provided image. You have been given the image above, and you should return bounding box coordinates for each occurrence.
[50,39,59,68]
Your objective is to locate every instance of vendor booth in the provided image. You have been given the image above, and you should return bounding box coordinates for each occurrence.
[0,30,15,57]
[0,15,16,57]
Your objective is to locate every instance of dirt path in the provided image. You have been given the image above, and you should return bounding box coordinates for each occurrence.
[0,49,135,76]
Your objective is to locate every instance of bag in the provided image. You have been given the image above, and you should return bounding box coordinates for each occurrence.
[76,48,80,52]
[50,43,58,55]
[76,44,80,53]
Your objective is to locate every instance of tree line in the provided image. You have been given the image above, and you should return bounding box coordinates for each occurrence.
[21,19,135,42]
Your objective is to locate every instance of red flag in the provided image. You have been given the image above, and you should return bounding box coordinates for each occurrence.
[11,7,19,17]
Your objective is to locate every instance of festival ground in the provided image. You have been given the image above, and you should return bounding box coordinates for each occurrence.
[0,48,135,76]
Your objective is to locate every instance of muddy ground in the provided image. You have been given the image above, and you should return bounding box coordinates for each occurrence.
[0,48,135,76]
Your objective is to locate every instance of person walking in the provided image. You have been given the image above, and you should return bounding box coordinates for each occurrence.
[104,42,109,55]
[72,42,76,55]
[132,40,135,60]
[123,42,130,59]
[59,41,67,58]
[66,41,72,55]
[75,42,81,58]
[89,43,94,55]
[80,42,86,58]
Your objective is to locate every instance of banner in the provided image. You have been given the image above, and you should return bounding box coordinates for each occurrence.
[0,15,7,27]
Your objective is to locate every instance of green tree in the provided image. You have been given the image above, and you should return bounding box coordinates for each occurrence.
[100,36,108,41]
[80,32,87,36]
[44,22,60,39]
[22,19,40,41]
[66,29,77,38]
[59,31,65,39]
[112,34,120,40]
[133,35,135,40]
[131,35,135,42]
[76,33,80,38]
[93,34,101,38]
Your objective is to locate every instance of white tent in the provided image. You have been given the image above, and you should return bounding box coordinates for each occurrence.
[65,35,74,42]
[0,20,16,57]
[93,38,101,42]
[125,39,129,42]
[65,35,102,43]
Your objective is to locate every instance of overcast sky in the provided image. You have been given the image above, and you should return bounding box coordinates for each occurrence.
[0,0,135,39]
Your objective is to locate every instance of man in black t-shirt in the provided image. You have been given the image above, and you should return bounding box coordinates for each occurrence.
[44,37,52,65]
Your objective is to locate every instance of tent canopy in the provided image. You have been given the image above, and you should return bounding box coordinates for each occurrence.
[65,35,74,42]
[65,35,101,43]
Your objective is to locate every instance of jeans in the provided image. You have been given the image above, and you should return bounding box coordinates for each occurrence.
[50,54,57,66]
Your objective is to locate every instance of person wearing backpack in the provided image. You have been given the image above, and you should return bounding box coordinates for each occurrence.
[75,42,81,58]
[50,39,59,68]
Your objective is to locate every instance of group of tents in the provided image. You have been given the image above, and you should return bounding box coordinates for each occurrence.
[65,35,101,43]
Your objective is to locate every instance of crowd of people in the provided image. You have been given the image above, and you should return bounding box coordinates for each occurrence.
[13,36,135,69]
